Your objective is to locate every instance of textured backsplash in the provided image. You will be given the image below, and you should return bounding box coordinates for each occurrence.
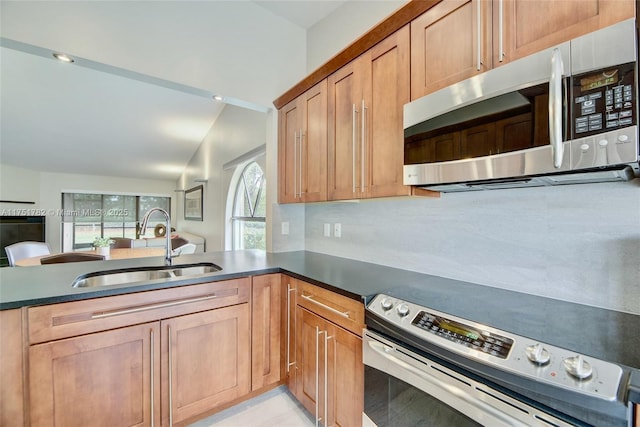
[303,181,640,314]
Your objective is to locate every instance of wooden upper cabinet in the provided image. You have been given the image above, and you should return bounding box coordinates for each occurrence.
[363,25,411,198]
[278,97,301,203]
[411,0,634,100]
[411,0,492,100]
[328,58,364,200]
[329,25,410,200]
[278,81,328,204]
[497,0,635,66]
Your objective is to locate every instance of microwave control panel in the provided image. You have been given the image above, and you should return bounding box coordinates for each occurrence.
[572,62,636,138]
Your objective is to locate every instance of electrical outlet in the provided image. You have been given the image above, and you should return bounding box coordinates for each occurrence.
[334,223,342,238]
[281,222,289,235]
[323,223,331,237]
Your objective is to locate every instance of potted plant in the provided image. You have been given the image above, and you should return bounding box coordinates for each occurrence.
[93,237,114,257]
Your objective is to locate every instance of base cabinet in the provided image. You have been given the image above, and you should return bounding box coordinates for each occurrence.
[27,278,252,427]
[0,309,25,427]
[29,322,161,427]
[297,307,362,427]
[282,275,364,427]
[281,275,299,397]
[161,304,250,426]
[251,274,281,390]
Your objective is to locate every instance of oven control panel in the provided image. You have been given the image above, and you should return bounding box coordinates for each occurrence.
[367,294,624,401]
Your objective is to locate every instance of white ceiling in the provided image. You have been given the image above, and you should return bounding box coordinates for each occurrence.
[0,1,347,182]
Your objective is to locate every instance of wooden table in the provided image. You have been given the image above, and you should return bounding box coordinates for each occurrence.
[15,247,166,267]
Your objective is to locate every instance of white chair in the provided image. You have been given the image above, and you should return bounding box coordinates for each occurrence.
[5,241,51,266]
[173,243,196,256]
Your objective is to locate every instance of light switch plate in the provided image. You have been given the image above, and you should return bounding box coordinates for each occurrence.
[281,222,289,235]
[323,223,331,237]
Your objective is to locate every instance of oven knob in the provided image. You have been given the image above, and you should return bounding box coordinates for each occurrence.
[380,298,394,311]
[563,355,593,380]
[396,303,410,317]
[525,344,550,366]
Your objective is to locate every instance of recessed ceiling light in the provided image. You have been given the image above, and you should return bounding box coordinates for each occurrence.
[213,95,224,102]
[53,53,75,63]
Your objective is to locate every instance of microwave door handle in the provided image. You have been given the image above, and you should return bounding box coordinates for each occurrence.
[549,48,565,168]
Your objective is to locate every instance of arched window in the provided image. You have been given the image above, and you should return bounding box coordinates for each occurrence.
[232,161,266,250]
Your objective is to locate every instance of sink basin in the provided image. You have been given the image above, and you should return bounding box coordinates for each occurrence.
[72,262,223,288]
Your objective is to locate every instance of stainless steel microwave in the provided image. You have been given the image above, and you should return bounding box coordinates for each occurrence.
[404,19,639,192]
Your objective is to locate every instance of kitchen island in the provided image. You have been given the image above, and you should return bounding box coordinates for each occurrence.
[1,250,639,426]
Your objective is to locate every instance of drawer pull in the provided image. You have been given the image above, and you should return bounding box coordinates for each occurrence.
[91,294,217,319]
[301,294,350,319]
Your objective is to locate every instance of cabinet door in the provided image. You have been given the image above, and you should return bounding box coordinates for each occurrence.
[29,322,160,427]
[251,274,281,391]
[296,307,327,421]
[411,0,492,99]
[281,275,299,397]
[0,309,24,427]
[162,303,250,426]
[328,59,365,200]
[326,324,363,427]
[497,0,634,65]
[278,96,303,203]
[301,80,328,202]
[363,25,411,198]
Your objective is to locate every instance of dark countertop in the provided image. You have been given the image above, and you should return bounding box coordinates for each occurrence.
[1,250,638,372]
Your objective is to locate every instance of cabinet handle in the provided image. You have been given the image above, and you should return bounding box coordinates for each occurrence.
[301,294,350,319]
[168,324,174,427]
[498,0,504,62]
[324,333,334,427]
[549,48,564,168]
[294,130,298,198]
[299,128,304,197]
[91,294,217,319]
[286,284,296,372]
[150,329,155,427]
[476,0,482,71]
[315,326,325,427]
[361,99,366,194]
[352,103,358,193]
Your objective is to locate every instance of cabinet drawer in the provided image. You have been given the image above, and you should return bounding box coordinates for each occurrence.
[28,278,250,344]
[297,281,364,335]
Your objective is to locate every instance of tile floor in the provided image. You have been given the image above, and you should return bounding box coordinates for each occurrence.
[188,386,315,427]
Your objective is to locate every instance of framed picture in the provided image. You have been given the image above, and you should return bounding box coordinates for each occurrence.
[184,185,203,221]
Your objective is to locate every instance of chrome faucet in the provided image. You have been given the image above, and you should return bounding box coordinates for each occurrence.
[139,207,172,266]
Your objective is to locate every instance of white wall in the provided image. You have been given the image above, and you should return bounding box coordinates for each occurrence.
[0,164,40,210]
[306,0,407,72]
[175,105,267,252]
[1,163,176,253]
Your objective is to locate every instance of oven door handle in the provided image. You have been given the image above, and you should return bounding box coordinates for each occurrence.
[366,339,530,427]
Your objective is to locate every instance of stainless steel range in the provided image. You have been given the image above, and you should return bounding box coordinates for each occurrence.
[363,286,639,427]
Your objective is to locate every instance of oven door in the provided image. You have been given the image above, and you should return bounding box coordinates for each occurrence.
[363,330,579,427]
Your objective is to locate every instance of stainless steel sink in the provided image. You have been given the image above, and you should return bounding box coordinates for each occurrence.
[72,262,222,288]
